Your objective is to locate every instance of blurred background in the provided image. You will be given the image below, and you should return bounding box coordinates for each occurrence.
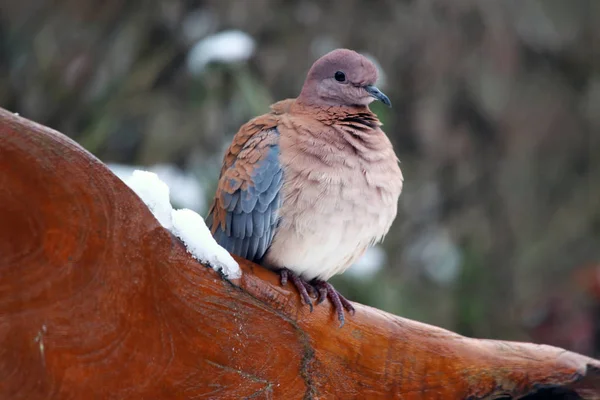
[1,0,599,357]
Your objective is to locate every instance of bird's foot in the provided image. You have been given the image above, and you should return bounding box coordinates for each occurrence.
[278,268,315,312]
[277,269,355,327]
[312,280,355,328]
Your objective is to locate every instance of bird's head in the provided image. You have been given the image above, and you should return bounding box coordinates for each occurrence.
[298,48,391,108]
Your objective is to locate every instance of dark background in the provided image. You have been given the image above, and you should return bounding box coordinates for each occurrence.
[1,0,599,356]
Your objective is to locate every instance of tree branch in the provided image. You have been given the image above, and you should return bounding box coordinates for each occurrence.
[0,107,599,399]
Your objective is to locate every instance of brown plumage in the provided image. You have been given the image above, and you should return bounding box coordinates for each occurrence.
[207,49,403,326]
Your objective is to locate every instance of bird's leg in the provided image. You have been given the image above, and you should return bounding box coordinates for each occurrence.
[278,268,315,312]
[312,280,355,327]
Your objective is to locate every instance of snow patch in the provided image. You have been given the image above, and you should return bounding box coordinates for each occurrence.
[124,170,241,279]
[109,163,205,212]
[125,170,173,230]
[187,30,256,75]
[171,208,241,279]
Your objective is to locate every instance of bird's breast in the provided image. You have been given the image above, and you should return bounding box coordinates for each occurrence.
[263,123,403,280]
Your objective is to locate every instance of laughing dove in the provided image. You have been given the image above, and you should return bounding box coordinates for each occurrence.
[207,49,403,326]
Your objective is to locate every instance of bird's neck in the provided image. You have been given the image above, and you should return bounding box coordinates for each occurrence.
[283,99,387,156]
[292,98,375,121]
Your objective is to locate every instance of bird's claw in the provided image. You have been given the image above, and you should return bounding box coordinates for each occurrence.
[279,268,313,312]
[278,268,355,327]
[313,280,355,327]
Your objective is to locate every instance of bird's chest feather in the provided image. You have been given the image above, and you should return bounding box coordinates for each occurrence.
[264,120,402,279]
[280,157,394,233]
[278,121,400,230]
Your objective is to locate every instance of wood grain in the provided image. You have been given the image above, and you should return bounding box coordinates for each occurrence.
[0,107,599,399]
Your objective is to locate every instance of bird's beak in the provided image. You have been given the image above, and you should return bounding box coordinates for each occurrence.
[365,85,392,107]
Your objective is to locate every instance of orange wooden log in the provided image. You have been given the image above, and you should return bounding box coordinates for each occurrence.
[0,107,599,399]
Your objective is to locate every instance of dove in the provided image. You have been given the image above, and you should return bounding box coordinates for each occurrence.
[206,49,403,326]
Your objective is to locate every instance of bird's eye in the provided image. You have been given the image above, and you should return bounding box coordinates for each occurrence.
[334,71,346,82]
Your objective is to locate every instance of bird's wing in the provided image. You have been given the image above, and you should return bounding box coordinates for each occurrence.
[206,115,283,262]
